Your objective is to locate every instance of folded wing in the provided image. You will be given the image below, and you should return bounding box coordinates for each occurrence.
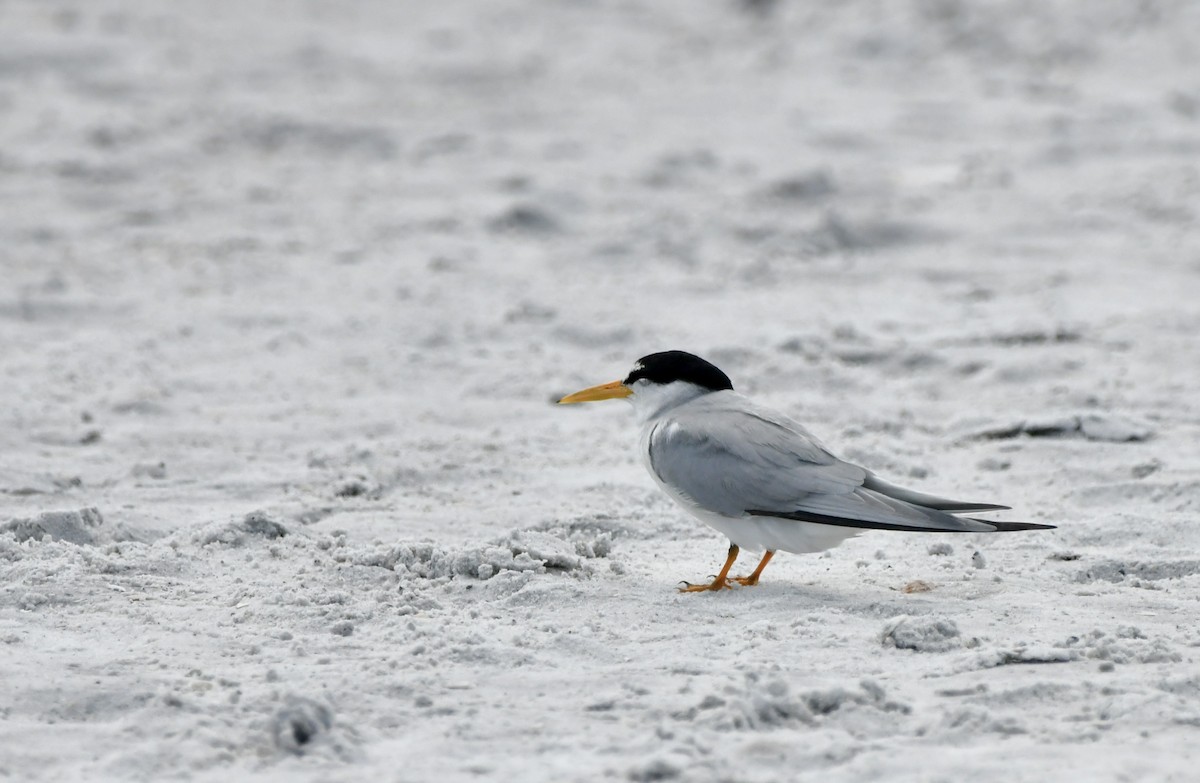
[648,395,1054,533]
[647,400,866,518]
[862,473,1010,512]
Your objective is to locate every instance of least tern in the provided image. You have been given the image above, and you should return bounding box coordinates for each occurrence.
[559,350,1054,592]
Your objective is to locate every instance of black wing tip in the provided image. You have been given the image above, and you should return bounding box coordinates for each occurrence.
[747,508,1057,533]
[977,519,1057,532]
[745,508,952,532]
[944,502,1011,513]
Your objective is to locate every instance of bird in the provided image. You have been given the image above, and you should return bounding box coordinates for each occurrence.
[557,350,1055,592]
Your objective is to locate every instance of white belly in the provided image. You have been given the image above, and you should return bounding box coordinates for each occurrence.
[699,510,858,554]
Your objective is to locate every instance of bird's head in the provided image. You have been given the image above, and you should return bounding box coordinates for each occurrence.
[558,350,733,421]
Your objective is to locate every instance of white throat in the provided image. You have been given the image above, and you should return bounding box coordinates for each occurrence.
[625,380,713,424]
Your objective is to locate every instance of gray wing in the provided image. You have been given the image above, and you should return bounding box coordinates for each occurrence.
[861,474,1009,512]
[647,402,866,517]
[648,396,1040,533]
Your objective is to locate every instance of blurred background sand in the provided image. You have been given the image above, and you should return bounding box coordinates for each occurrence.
[2,2,1199,780]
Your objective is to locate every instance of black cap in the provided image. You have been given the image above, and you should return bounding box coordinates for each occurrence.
[623,351,734,392]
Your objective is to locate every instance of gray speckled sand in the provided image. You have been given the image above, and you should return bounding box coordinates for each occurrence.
[2,1,1199,780]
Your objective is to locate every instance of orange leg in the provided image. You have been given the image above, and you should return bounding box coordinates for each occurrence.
[679,544,739,593]
[734,550,775,586]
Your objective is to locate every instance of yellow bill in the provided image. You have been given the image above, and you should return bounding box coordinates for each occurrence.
[557,379,633,404]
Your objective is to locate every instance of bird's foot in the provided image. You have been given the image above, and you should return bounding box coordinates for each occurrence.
[677,577,734,593]
[733,551,774,587]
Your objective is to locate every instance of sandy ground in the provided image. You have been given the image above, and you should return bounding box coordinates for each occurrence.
[2,1,1200,780]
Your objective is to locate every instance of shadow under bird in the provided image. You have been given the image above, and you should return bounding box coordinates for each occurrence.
[558,350,1055,592]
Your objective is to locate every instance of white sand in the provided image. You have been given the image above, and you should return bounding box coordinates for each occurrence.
[2,1,1199,780]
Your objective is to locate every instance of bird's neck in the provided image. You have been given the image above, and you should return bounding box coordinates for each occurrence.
[628,382,716,425]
